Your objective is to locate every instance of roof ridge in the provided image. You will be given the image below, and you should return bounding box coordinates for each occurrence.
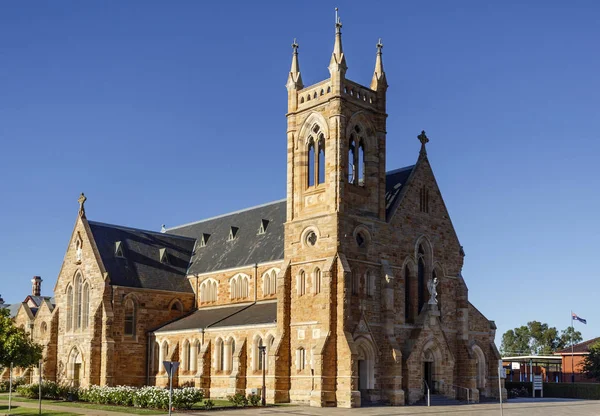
[166,199,286,231]
[88,221,196,240]
[386,164,416,175]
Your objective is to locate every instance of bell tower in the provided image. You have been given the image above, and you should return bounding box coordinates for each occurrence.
[285,13,388,260]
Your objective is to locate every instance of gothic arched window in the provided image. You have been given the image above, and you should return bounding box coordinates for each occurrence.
[314,268,322,294]
[418,245,426,313]
[124,297,136,337]
[317,134,325,184]
[307,138,315,187]
[348,135,356,184]
[74,274,82,330]
[404,265,412,323]
[358,140,365,185]
[297,270,306,296]
[66,285,73,331]
[257,337,264,371]
[82,282,90,329]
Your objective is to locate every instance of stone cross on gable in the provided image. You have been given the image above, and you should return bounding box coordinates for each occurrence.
[418,130,429,156]
[78,193,87,217]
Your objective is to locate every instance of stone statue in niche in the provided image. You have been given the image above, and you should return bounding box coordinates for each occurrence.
[427,277,438,305]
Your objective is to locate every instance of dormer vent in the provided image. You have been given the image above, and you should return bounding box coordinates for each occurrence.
[228,226,239,241]
[159,248,170,264]
[199,233,210,248]
[258,219,270,235]
[115,241,125,257]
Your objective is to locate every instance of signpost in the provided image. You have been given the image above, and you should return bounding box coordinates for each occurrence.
[39,360,43,415]
[533,374,543,398]
[163,361,180,416]
[8,362,13,413]
[498,360,505,416]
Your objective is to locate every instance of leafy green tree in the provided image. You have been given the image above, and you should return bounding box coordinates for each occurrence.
[558,327,583,350]
[581,341,600,382]
[0,308,43,368]
[500,321,580,356]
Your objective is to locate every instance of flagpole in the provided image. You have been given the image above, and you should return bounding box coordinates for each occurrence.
[571,311,574,383]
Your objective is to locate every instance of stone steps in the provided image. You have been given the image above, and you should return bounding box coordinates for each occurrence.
[415,393,467,406]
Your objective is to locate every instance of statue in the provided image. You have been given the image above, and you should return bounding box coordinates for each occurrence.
[427,277,438,305]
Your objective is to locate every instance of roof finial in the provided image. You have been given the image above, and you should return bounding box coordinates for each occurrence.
[161,224,166,233]
[78,192,87,217]
[418,130,430,156]
[371,38,387,90]
[287,38,303,90]
[329,7,347,73]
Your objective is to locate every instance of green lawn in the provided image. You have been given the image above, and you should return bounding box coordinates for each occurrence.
[0,393,239,413]
[0,404,80,416]
[191,398,235,409]
[0,395,163,415]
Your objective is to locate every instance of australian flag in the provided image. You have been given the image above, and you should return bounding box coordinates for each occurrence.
[573,312,587,324]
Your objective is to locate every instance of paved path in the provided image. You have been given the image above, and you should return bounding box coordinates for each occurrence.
[186,398,600,416]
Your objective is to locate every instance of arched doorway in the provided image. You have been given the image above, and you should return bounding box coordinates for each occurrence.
[421,340,445,395]
[69,347,83,387]
[355,337,375,403]
[473,345,486,392]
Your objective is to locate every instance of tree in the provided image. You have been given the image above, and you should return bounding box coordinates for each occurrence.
[0,308,43,368]
[558,327,583,350]
[500,321,581,356]
[581,341,600,382]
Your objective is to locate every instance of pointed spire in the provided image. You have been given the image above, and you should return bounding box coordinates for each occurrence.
[371,38,387,90]
[329,8,347,74]
[286,38,303,90]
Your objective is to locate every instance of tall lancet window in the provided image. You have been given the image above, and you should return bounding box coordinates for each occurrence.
[317,134,325,184]
[358,140,365,185]
[348,135,356,184]
[74,273,82,330]
[418,245,426,313]
[404,265,412,323]
[307,138,315,187]
[349,125,366,186]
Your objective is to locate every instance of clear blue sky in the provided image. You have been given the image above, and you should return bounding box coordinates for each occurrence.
[1,1,598,345]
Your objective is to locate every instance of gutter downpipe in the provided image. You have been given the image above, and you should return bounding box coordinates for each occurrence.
[254,263,258,302]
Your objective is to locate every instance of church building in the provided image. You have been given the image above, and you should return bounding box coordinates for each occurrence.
[2,18,503,407]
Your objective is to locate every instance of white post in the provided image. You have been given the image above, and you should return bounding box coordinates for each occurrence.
[8,362,13,412]
[427,387,430,407]
[39,360,43,416]
[168,366,173,416]
[498,360,504,416]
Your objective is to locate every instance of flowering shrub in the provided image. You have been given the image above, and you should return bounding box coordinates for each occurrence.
[15,383,204,410]
[16,380,73,400]
[132,386,169,409]
[172,387,204,409]
[0,376,26,392]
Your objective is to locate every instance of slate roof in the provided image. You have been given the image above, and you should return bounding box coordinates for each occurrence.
[83,165,414,292]
[385,165,415,220]
[26,296,54,308]
[555,337,600,354]
[0,303,20,318]
[154,301,277,333]
[166,200,286,275]
[88,221,196,293]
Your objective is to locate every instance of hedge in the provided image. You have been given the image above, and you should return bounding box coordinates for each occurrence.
[543,383,600,400]
[505,381,600,400]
